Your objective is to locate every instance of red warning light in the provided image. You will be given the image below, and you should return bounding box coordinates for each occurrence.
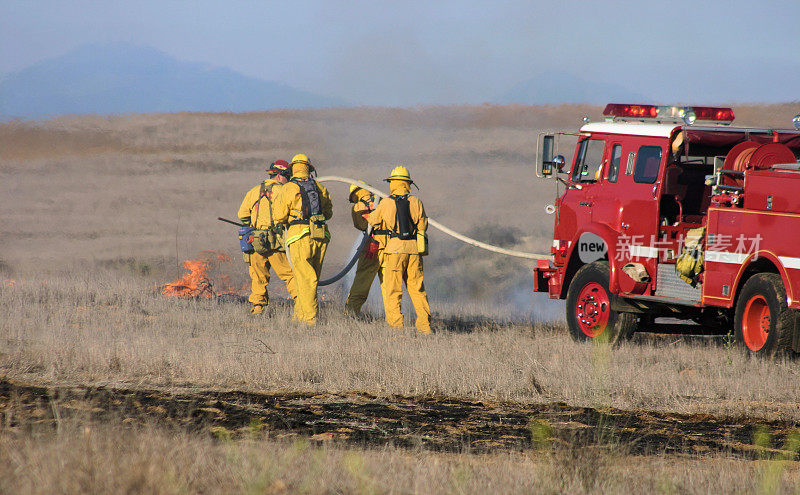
[603,104,658,119]
[602,103,735,124]
[692,106,735,122]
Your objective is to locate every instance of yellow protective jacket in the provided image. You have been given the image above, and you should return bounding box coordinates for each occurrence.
[367,180,427,255]
[237,178,283,229]
[351,189,374,231]
[353,189,385,251]
[272,174,333,246]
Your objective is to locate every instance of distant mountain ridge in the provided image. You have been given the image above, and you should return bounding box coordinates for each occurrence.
[2,43,798,118]
[0,43,345,118]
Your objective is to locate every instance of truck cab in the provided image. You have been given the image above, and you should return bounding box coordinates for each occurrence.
[534,104,800,355]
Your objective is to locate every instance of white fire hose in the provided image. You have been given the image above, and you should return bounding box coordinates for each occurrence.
[313,176,552,286]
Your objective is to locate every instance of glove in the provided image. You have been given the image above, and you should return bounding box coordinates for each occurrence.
[364,240,379,259]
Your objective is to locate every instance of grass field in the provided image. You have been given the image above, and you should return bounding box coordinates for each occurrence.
[3,103,800,493]
[4,421,799,494]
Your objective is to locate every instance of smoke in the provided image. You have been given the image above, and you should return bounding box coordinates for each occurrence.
[421,223,564,323]
[322,31,470,107]
[510,287,565,322]
[336,231,384,314]
[328,220,565,323]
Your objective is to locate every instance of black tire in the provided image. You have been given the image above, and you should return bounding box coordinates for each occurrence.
[565,261,637,345]
[734,273,797,357]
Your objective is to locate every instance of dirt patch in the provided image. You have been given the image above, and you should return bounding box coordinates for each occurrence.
[1,379,796,457]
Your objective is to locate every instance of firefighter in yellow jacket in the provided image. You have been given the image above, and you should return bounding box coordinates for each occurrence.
[237,160,297,315]
[367,166,431,333]
[344,183,382,315]
[272,154,333,324]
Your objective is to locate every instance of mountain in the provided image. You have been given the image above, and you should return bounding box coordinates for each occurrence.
[0,43,345,118]
[498,70,648,105]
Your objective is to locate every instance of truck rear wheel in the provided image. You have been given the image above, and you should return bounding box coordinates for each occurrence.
[734,273,796,357]
[565,261,637,345]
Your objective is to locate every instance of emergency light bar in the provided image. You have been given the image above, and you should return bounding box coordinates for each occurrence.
[602,104,735,125]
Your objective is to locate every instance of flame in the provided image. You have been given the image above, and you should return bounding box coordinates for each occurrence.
[161,251,244,298]
[4,279,16,287]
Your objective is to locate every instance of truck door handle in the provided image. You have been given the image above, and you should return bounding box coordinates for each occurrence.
[579,201,593,206]
[652,185,658,198]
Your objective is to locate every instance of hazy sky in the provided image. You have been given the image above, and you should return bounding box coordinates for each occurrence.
[2,0,799,105]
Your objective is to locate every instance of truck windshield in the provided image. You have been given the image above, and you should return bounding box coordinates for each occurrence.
[572,138,606,183]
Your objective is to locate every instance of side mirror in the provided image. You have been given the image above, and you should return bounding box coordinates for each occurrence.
[540,135,555,176]
[553,155,566,172]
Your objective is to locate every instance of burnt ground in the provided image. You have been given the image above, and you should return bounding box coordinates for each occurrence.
[1,378,797,458]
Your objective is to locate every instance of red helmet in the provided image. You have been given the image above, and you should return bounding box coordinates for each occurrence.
[267,159,290,177]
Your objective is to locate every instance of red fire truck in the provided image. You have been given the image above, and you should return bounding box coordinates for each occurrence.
[533,104,800,356]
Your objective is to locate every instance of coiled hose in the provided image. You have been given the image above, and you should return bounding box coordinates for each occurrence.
[315,176,552,286]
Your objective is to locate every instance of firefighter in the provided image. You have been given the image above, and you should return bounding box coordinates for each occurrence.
[272,154,333,325]
[368,166,431,333]
[237,160,297,315]
[344,182,382,315]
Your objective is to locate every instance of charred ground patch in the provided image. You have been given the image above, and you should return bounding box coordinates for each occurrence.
[1,379,797,458]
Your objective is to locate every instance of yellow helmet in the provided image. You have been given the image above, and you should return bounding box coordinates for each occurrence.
[290,153,310,166]
[290,153,315,176]
[348,180,368,202]
[384,165,412,182]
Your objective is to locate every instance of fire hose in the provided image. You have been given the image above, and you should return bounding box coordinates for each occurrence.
[223,178,553,286]
[314,176,552,286]
[318,226,372,286]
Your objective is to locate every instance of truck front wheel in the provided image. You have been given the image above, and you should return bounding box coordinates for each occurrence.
[734,273,796,357]
[565,261,637,344]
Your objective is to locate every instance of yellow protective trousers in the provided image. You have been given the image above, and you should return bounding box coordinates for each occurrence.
[345,253,381,315]
[248,251,297,305]
[380,252,431,333]
[288,235,328,324]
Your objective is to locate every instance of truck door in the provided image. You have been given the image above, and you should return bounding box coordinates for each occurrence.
[553,137,612,264]
[614,139,665,288]
[553,136,606,254]
[571,136,607,223]
[589,139,623,226]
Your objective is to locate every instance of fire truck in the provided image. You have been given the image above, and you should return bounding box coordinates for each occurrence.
[533,104,800,356]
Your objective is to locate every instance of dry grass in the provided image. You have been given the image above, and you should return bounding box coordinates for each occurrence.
[0,120,123,161]
[4,104,800,492]
[2,273,800,422]
[2,420,799,494]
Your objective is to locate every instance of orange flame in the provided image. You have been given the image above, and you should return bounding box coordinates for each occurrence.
[162,251,243,298]
[4,279,16,287]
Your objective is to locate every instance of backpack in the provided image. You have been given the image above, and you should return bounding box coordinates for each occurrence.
[250,182,283,254]
[291,178,323,220]
[391,194,417,240]
[252,182,276,227]
[290,178,327,240]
